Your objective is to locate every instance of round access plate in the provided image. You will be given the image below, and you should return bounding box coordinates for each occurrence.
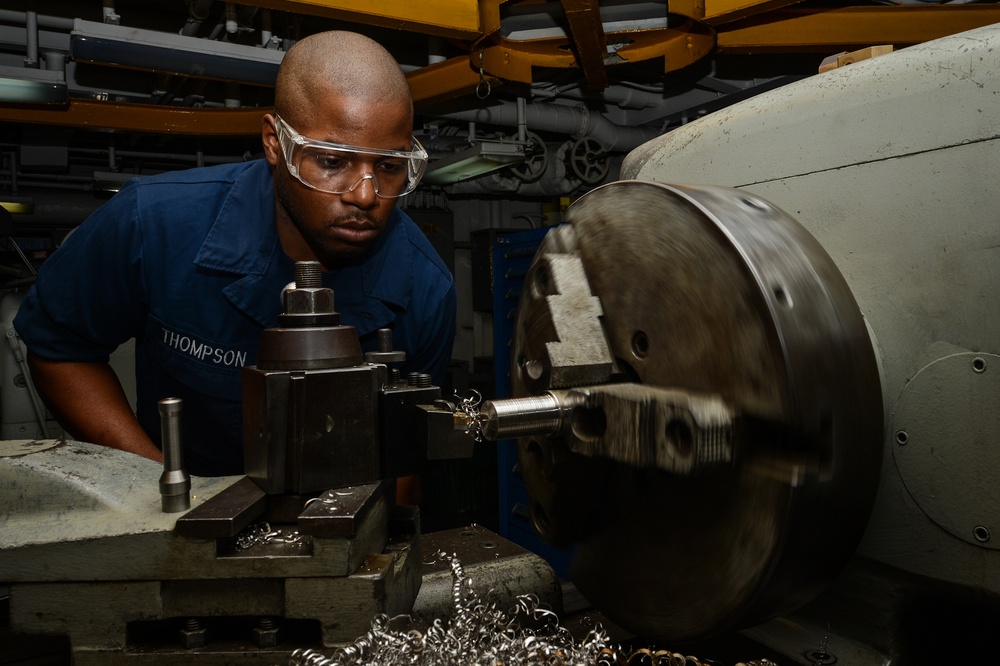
[893,352,1000,549]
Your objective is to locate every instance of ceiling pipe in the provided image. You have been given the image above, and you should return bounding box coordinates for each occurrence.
[0,10,74,31]
[180,0,215,37]
[24,10,38,67]
[102,0,120,25]
[439,101,661,153]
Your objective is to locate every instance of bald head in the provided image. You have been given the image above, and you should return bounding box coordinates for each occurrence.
[275,31,412,127]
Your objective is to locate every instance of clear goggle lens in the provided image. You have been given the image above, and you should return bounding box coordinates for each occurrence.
[276,115,427,198]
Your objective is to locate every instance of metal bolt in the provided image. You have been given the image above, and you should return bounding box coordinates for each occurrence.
[252,617,281,647]
[179,618,206,649]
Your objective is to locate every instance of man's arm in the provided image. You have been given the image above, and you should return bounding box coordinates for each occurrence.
[27,351,163,463]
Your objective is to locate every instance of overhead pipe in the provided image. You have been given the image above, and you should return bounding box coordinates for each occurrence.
[236,5,259,32]
[439,101,661,153]
[180,0,215,37]
[24,9,38,67]
[0,10,74,30]
[102,0,120,25]
[516,97,528,143]
[224,3,238,36]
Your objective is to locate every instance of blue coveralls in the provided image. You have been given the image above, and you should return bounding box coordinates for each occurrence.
[14,159,456,476]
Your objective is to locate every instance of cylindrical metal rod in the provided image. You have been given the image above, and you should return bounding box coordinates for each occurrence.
[159,397,191,513]
[479,391,582,441]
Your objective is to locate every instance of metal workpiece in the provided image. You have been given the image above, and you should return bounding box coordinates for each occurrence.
[158,397,190,513]
[511,181,882,642]
[477,390,583,441]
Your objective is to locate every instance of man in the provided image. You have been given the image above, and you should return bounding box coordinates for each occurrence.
[13,31,456,476]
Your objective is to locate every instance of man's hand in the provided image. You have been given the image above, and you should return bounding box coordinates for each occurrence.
[26,351,163,463]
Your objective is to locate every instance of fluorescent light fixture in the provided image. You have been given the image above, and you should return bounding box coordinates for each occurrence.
[0,197,36,215]
[423,142,525,186]
[71,19,284,86]
[0,65,67,104]
[92,171,136,194]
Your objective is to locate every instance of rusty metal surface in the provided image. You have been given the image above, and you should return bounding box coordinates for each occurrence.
[560,0,609,90]
[511,181,882,641]
[174,476,268,539]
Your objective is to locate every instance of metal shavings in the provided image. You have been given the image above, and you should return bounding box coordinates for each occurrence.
[287,550,762,666]
[234,521,304,551]
[455,389,485,443]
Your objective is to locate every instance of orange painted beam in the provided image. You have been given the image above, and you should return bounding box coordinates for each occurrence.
[703,0,804,26]
[0,99,268,135]
[406,55,492,106]
[717,5,1000,51]
[235,0,484,39]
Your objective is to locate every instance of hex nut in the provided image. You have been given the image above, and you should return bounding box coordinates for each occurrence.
[285,287,334,314]
[252,625,280,647]
[179,626,207,649]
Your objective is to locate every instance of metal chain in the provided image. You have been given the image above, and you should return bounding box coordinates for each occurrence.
[288,550,770,666]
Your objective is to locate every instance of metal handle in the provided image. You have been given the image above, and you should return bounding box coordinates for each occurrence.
[158,397,191,513]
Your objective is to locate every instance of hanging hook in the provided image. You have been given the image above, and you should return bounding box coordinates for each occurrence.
[476,48,491,99]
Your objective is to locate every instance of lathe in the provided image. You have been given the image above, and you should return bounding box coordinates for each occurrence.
[4,22,1000,665]
[467,22,1000,663]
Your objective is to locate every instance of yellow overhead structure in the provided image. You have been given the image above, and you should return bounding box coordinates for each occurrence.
[2,0,1000,132]
[232,0,485,39]
[714,5,1000,51]
[0,99,268,136]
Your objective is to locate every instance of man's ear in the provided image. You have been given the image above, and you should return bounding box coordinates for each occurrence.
[261,114,280,167]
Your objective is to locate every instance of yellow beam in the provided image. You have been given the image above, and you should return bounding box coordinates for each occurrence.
[0,100,268,135]
[407,55,494,105]
[234,0,484,39]
[703,0,805,25]
[718,5,1000,51]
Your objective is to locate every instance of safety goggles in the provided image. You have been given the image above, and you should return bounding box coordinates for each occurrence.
[274,115,427,198]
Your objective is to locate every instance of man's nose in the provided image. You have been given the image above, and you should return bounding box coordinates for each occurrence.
[340,173,379,208]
